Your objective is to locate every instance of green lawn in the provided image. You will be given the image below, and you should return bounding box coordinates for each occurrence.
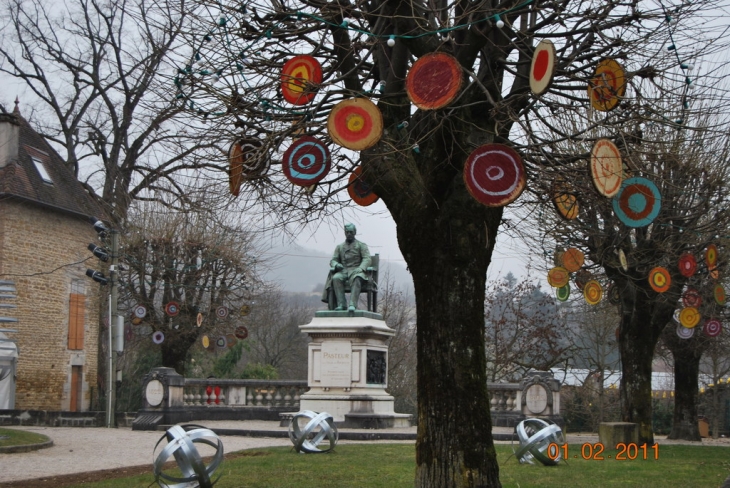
[0,427,50,448]
[57,443,730,488]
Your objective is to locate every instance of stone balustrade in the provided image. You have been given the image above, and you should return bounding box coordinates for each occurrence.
[182,379,307,408]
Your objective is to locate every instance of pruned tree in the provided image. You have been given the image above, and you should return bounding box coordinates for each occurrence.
[484,273,573,382]
[527,87,730,443]
[119,205,261,374]
[154,0,728,484]
[0,0,230,223]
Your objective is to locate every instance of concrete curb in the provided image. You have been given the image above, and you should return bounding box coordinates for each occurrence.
[0,439,53,454]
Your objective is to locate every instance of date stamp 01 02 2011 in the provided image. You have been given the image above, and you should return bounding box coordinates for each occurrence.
[547,443,660,461]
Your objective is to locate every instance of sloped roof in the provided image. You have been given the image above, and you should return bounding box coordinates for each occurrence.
[0,107,103,220]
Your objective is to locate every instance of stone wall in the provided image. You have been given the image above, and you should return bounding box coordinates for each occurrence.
[0,200,100,410]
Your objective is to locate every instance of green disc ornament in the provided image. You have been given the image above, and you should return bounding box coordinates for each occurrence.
[556,284,570,302]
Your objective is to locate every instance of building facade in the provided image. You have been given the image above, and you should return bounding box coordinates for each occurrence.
[0,102,104,411]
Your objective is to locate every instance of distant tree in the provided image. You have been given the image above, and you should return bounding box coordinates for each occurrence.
[119,205,260,374]
[484,274,573,382]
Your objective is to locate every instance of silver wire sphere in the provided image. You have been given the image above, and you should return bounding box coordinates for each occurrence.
[514,418,565,466]
[153,424,224,487]
[288,410,339,453]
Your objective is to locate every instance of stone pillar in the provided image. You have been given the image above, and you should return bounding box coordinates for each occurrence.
[519,371,564,426]
[132,367,185,430]
[298,310,411,428]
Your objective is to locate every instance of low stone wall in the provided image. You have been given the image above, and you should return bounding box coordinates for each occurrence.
[0,409,135,427]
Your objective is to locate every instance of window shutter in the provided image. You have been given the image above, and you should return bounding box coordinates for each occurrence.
[68,293,85,350]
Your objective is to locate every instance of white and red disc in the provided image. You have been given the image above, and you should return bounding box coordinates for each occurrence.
[133,304,147,319]
[464,144,526,207]
[591,139,623,198]
[152,331,165,344]
[530,40,557,96]
[704,319,722,337]
[216,306,229,319]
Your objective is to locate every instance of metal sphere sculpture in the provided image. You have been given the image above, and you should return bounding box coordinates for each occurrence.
[514,418,565,466]
[153,424,224,487]
[288,410,339,453]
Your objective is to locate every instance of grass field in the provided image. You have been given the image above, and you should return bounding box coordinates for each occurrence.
[55,443,730,488]
[0,427,50,448]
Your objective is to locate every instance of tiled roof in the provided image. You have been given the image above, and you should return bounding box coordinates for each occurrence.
[0,109,103,220]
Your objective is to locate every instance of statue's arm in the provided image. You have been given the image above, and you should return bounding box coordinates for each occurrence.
[359,243,372,271]
[330,245,343,271]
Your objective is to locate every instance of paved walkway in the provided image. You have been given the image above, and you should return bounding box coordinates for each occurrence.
[1,421,726,484]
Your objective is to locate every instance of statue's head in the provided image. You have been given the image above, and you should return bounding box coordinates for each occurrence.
[344,223,356,243]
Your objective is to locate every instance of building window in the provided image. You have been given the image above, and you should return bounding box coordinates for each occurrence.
[68,281,86,350]
[31,156,53,184]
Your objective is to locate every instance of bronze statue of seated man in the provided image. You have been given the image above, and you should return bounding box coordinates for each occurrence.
[321,223,371,312]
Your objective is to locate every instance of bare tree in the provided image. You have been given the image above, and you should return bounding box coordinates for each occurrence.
[484,274,573,382]
[0,0,230,223]
[118,205,261,374]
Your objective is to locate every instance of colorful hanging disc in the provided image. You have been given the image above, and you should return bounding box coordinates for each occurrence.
[240,304,251,316]
[216,336,227,349]
[556,284,570,302]
[673,309,681,324]
[575,269,593,291]
[530,40,557,96]
[226,334,238,348]
[561,248,585,273]
[202,335,210,348]
[464,144,526,207]
[679,307,701,328]
[229,138,267,196]
[165,301,180,317]
[612,177,661,228]
[281,55,323,105]
[678,253,697,278]
[215,306,229,319]
[706,244,718,274]
[131,316,143,326]
[234,326,249,340]
[590,139,624,198]
[714,283,726,305]
[618,249,628,272]
[327,98,383,151]
[133,304,147,319]
[406,52,462,110]
[704,319,722,337]
[584,280,603,305]
[152,331,165,344]
[282,136,331,186]
[552,181,579,220]
[548,267,570,288]
[587,58,626,112]
[682,288,702,308]
[348,166,379,206]
[676,324,695,339]
[607,282,620,305]
[648,267,671,293]
[196,312,203,327]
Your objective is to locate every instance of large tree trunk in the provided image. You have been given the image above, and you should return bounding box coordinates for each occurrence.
[395,196,503,487]
[662,327,704,441]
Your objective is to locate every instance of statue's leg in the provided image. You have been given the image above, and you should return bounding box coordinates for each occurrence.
[349,277,363,311]
[333,273,347,310]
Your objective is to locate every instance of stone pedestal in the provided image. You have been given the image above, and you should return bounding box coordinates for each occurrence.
[599,422,638,447]
[298,310,411,428]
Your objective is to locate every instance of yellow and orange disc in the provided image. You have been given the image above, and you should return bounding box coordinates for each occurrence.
[648,267,671,293]
[281,55,323,105]
[348,166,379,207]
[679,307,701,328]
[715,284,726,306]
[552,181,579,220]
[706,244,719,279]
[587,59,626,112]
[327,98,383,151]
[562,248,585,273]
[584,280,603,305]
[548,267,570,288]
[406,52,462,110]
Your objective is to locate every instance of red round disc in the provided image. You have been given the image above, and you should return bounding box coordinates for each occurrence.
[704,319,722,337]
[281,55,323,105]
[682,288,702,308]
[282,136,331,186]
[406,52,462,110]
[327,98,383,151]
[678,253,697,278]
[348,166,379,206]
[165,301,180,317]
[464,144,526,207]
[562,248,585,273]
[235,326,249,340]
[714,284,726,306]
[530,40,556,95]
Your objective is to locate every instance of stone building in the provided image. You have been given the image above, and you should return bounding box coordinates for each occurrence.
[0,101,104,411]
